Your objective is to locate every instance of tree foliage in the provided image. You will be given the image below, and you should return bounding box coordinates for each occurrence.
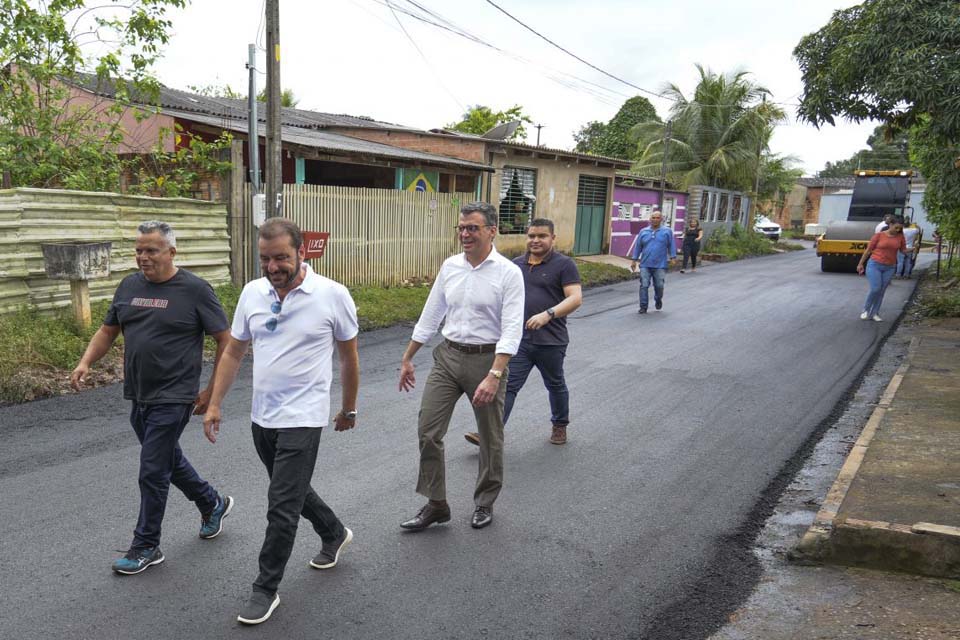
[817,126,911,177]
[573,120,606,154]
[0,0,188,191]
[187,83,300,108]
[794,0,960,239]
[757,153,803,214]
[631,65,785,192]
[572,96,659,159]
[445,104,532,141]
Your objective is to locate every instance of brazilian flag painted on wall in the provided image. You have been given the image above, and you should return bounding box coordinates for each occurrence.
[399,168,438,192]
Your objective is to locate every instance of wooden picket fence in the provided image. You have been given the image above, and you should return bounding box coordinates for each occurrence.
[230,184,473,287]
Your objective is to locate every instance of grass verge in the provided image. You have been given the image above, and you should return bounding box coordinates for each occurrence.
[916,262,960,318]
[703,224,778,261]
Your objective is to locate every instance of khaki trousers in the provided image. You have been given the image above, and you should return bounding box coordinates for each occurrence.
[416,341,507,507]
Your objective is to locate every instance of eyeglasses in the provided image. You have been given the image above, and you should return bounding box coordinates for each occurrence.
[455,224,489,234]
[266,300,282,332]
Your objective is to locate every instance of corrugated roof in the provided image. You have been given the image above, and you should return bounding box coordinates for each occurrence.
[67,73,421,132]
[797,176,857,188]
[163,109,492,171]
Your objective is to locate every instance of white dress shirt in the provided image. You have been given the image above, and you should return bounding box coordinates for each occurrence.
[412,246,525,355]
[231,264,359,428]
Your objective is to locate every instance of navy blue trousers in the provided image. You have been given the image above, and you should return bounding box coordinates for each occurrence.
[503,341,570,427]
[130,402,217,549]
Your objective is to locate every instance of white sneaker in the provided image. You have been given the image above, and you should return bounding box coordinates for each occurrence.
[872,314,883,322]
[860,311,869,320]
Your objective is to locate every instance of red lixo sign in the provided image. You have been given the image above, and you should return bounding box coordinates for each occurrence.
[303,231,330,259]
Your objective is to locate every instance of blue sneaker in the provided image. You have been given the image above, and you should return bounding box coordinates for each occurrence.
[112,546,164,575]
[199,494,234,539]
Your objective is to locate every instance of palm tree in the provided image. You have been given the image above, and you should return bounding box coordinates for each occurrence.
[631,65,785,192]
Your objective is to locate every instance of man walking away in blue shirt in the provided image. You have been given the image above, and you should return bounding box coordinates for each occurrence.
[629,210,677,314]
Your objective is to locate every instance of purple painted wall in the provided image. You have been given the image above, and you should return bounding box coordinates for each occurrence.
[609,184,688,256]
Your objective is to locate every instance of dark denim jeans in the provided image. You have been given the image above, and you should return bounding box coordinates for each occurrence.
[503,341,569,427]
[251,424,345,595]
[638,267,666,310]
[130,402,218,550]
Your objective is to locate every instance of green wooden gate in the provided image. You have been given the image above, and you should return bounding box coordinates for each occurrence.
[573,175,608,255]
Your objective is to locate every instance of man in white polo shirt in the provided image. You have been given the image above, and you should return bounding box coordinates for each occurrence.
[398,201,524,531]
[203,218,360,626]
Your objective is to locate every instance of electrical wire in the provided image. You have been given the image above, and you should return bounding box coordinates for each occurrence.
[384,0,466,111]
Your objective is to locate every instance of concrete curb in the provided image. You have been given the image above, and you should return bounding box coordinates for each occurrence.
[790,336,960,578]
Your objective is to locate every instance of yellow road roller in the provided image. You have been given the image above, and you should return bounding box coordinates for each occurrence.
[816,170,912,273]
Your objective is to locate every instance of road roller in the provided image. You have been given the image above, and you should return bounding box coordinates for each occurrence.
[816,170,913,273]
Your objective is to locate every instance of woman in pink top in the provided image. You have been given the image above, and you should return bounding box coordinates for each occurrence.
[857,219,907,321]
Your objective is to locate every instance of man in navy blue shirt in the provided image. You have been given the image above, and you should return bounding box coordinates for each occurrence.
[629,210,677,313]
[465,218,582,445]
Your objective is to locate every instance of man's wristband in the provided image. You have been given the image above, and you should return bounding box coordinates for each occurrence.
[546,307,556,319]
[342,410,357,420]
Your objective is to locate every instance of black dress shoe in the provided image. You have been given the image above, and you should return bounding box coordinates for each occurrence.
[471,506,493,529]
[400,502,451,531]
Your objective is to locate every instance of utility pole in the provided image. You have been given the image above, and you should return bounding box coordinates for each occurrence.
[247,44,260,193]
[265,0,282,217]
[658,120,672,211]
[535,123,545,146]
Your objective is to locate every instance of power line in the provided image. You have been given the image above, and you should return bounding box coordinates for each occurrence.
[384,0,465,111]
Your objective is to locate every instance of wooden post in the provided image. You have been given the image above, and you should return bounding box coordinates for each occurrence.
[70,279,92,328]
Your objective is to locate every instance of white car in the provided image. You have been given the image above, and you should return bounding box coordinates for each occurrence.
[754,215,781,241]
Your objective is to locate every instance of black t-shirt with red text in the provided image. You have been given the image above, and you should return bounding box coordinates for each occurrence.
[104,269,228,404]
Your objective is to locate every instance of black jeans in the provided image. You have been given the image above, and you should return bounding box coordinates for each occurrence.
[251,424,345,595]
[503,341,569,427]
[682,241,700,269]
[130,402,218,549]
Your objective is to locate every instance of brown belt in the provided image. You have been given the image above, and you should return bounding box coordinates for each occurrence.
[445,339,496,354]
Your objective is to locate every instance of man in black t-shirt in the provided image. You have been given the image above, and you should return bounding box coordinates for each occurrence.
[465,218,582,446]
[71,221,234,575]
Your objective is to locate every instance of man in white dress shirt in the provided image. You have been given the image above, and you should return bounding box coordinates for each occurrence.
[398,202,524,531]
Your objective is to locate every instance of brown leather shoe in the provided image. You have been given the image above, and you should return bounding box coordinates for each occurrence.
[400,502,451,531]
[550,426,567,445]
[464,432,480,446]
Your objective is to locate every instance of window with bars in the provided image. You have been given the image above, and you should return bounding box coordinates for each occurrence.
[577,175,608,207]
[717,193,729,222]
[618,202,633,219]
[498,167,537,234]
[699,192,710,221]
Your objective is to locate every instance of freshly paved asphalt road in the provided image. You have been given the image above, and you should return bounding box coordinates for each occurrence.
[0,247,920,639]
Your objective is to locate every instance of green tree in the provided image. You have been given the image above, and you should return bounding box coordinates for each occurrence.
[794,0,960,237]
[446,104,532,141]
[817,125,911,178]
[573,120,606,154]
[757,153,803,214]
[631,65,785,191]
[593,96,659,159]
[0,0,188,190]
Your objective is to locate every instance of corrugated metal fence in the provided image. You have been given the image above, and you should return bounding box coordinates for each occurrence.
[230,184,471,287]
[0,188,230,315]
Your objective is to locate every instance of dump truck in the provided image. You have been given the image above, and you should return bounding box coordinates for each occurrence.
[816,170,913,272]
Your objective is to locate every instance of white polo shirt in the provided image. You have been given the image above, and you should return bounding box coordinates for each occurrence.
[232,264,359,428]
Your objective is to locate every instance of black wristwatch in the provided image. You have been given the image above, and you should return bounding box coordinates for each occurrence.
[546,307,556,319]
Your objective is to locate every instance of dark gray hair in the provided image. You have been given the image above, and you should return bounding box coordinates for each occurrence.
[259,217,303,250]
[137,220,176,247]
[461,202,498,227]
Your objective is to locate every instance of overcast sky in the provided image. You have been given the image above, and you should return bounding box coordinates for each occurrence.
[151,0,874,175]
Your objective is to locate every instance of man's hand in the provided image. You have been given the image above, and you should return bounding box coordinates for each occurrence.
[193,388,212,415]
[399,359,416,392]
[70,363,90,391]
[525,311,551,330]
[203,405,222,444]
[630,260,638,273]
[472,374,499,407]
[334,411,357,432]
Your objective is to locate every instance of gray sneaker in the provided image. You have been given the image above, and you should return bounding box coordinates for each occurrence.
[237,590,280,625]
[310,527,353,569]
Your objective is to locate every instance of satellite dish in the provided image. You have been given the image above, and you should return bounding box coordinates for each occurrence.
[482,120,520,140]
